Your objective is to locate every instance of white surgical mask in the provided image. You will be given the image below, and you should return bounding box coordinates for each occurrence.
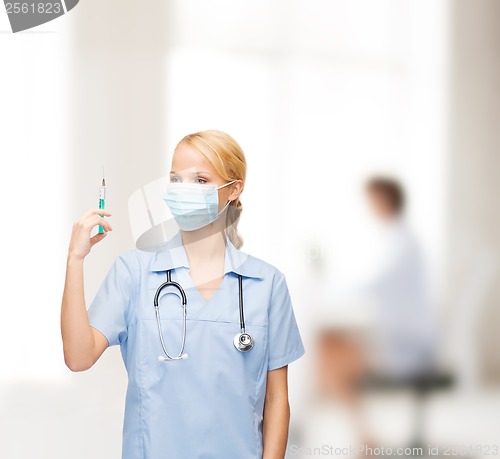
[162,180,237,231]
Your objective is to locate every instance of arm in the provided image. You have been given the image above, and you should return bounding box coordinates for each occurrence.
[60,209,112,372]
[262,365,290,459]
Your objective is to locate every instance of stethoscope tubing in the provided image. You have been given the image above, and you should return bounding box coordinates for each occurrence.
[238,274,245,333]
[154,270,188,360]
[154,269,252,361]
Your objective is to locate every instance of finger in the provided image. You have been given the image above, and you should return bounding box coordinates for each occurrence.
[82,208,113,219]
[89,216,113,231]
[80,216,113,232]
[90,232,107,246]
[76,215,112,230]
[92,208,112,217]
[76,209,112,227]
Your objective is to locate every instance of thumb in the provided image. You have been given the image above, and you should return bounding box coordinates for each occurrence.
[90,232,107,246]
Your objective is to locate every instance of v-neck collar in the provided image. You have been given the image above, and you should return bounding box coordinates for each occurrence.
[149,230,263,319]
[149,230,264,279]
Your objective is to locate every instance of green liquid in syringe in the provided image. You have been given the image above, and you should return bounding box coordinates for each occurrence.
[98,177,106,234]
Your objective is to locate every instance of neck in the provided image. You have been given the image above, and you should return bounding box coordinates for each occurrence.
[180,227,227,264]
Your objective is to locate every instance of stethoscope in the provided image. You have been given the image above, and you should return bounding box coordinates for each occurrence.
[155,269,254,362]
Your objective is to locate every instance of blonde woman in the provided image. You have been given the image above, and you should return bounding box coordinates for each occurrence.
[61,130,305,459]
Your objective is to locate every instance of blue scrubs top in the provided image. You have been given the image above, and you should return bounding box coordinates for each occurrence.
[87,231,305,459]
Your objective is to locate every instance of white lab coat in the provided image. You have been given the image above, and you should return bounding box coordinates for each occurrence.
[358,216,437,378]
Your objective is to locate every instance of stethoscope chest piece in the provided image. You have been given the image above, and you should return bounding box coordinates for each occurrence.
[233,274,254,352]
[234,332,254,352]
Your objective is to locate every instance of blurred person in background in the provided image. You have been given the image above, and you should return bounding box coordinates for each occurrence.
[315,177,438,385]
[361,176,437,380]
[309,176,438,452]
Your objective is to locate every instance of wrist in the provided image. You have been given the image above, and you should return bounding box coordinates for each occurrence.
[67,252,85,265]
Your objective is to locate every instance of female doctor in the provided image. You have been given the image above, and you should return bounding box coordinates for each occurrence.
[60,130,305,459]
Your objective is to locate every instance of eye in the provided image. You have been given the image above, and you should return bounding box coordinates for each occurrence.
[195,177,207,184]
[169,175,182,183]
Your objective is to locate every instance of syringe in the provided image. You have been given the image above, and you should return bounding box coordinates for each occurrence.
[98,168,106,234]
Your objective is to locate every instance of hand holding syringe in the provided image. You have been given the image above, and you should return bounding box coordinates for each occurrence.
[68,209,113,260]
[63,206,113,373]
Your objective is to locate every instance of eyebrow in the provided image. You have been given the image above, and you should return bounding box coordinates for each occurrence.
[170,170,212,175]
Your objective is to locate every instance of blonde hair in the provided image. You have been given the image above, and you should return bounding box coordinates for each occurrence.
[176,130,247,249]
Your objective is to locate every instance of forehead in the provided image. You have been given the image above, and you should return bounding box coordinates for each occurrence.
[171,142,216,174]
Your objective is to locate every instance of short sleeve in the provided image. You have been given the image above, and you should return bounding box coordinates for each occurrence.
[267,271,305,371]
[87,251,137,347]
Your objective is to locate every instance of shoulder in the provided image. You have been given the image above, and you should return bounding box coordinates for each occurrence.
[237,248,288,285]
[114,247,140,263]
[395,224,421,256]
[114,247,155,273]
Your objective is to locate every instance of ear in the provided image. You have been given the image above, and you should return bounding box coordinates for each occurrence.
[228,180,244,202]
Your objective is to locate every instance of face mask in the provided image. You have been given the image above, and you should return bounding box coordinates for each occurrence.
[162,180,237,231]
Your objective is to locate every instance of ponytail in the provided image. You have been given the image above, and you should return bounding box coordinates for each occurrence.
[226,198,244,249]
